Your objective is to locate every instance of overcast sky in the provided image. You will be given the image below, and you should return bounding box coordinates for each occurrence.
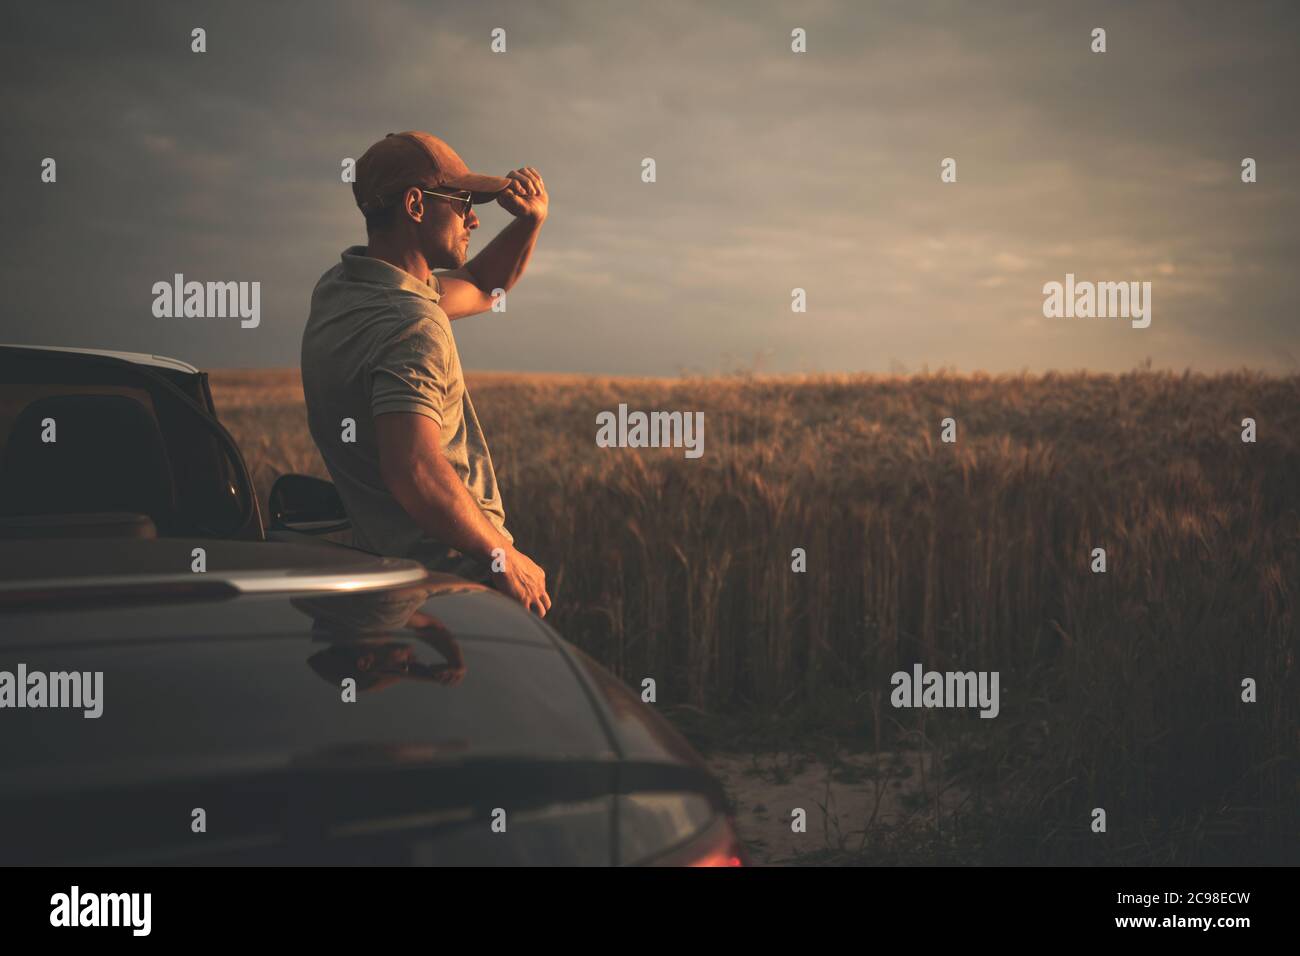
[2,0,1297,374]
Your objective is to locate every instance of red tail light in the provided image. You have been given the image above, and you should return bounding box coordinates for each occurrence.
[689,848,745,867]
[649,816,750,866]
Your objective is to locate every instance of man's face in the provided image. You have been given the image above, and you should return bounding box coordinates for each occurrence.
[407,186,479,269]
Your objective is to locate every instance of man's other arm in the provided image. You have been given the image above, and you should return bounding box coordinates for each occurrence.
[374,411,551,616]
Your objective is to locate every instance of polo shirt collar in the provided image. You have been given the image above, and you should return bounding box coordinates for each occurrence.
[340,246,441,303]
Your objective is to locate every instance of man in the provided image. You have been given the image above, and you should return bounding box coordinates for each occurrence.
[302,130,550,617]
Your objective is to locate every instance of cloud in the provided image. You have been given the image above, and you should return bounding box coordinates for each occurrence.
[0,0,1296,373]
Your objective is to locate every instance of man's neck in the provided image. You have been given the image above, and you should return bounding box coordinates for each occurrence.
[363,239,430,284]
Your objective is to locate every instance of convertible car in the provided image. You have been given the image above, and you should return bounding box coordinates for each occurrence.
[0,344,747,866]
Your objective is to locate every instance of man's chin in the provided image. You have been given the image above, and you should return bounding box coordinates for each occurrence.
[435,247,467,270]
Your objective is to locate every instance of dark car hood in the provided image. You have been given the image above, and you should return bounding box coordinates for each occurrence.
[0,567,615,795]
[0,537,709,787]
[0,539,725,865]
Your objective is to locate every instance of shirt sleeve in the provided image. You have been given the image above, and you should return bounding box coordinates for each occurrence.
[368,311,452,428]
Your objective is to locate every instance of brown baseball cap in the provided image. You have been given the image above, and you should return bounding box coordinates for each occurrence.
[353,131,512,214]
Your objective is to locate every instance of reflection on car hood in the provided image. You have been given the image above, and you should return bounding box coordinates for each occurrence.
[0,578,616,793]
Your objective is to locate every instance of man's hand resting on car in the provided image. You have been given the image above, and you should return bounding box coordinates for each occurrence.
[375,411,552,617]
[492,545,551,618]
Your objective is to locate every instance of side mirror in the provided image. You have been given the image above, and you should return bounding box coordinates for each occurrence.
[268,474,350,534]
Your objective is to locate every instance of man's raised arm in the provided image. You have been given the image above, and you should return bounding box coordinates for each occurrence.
[436,166,549,320]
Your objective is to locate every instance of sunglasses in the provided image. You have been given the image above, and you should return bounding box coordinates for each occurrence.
[421,188,474,218]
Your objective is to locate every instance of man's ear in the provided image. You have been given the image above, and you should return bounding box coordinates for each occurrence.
[402,186,425,224]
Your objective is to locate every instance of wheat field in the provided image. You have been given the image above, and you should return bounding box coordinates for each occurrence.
[210,368,1299,864]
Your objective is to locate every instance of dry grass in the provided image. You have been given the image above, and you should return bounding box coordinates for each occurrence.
[210,367,1300,864]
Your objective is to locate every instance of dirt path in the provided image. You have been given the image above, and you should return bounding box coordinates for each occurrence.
[705,750,972,865]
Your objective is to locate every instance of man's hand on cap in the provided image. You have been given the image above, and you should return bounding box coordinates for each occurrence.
[496,167,548,223]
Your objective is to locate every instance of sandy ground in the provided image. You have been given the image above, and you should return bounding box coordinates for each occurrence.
[705,750,972,865]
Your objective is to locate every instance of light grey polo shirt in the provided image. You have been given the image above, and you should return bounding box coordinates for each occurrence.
[301,246,512,566]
